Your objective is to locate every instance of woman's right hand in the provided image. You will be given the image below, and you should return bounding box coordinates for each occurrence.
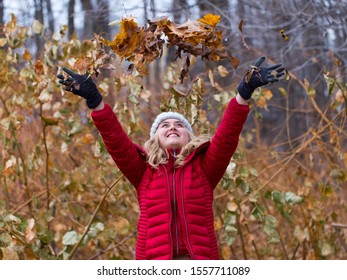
[57,67,103,109]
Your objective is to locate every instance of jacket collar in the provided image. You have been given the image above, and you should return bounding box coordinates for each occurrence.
[135,142,210,166]
[182,141,210,165]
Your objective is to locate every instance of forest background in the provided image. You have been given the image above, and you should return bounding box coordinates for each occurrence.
[0,0,346,260]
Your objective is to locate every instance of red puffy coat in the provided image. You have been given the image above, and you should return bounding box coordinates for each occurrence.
[91,97,250,259]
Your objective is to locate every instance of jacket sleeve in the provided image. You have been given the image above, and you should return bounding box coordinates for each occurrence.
[202,97,250,188]
[91,103,146,188]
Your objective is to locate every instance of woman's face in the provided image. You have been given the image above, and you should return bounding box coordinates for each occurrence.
[157,119,190,150]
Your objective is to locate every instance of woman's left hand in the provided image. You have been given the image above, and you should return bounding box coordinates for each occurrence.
[237,57,285,100]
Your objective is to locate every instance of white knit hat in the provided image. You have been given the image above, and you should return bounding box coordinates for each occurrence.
[150,112,193,138]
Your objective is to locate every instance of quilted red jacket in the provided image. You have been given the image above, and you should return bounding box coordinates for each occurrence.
[91,97,250,259]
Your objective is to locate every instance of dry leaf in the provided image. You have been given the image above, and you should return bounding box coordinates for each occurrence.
[227,201,238,212]
[23,49,32,61]
[335,89,345,104]
[34,60,44,74]
[280,29,289,41]
[208,69,215,87]
[198,14,221,27]
[25,218,36,243]
[0,38,7,47]
[1,247,19,260]
[238,19,243,32]
[73,56,94,72]
[256,96,267,108]
[217,65,229,77]
[5,14,17,32]
[262,89,273,100]
[101,14,234,76]
[228,53,239,70]
[32,19,43,34]
[80,133,94,144]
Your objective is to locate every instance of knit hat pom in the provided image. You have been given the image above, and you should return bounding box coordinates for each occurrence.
[150,112,193,138]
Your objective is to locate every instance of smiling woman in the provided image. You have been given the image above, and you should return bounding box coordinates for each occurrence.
[156,119,190,149]
[57,56,285,260]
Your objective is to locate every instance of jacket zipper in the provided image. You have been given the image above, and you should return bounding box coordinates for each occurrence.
[162,165,174,259]
[180,167,195,259]
[172,149,180,256]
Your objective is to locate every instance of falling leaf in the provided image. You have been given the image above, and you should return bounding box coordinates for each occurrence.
[262,89,273,100]
[208,69,215,87]
[238,20,243,32]
[23,49,32,61]
[228,52,239,70]
[34,60,44,74]
[100,14,233,76]
[74,56,94,72]
[280,29,289,41]
[108,20,121,26]
[278,87,287,97]
[198,14,221,27]
[255,96,267,109]
[32,19,44,34]
[217,65,228,77]
[5,14,17,33]
[238,20,251,51]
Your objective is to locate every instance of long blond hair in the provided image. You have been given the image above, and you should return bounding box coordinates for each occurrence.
[144,130,211,168]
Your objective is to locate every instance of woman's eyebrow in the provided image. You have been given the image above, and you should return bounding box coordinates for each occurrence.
[161,120,184,125]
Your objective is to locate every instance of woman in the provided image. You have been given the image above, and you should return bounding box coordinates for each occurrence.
[57,57,285,259]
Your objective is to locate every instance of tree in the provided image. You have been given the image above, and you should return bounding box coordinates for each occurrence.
[34,0,44,57]
[94,0,110,38]
[68,0,75,38]
[45,0,55,34]
[0,0,4,26]
[80,0,94,39]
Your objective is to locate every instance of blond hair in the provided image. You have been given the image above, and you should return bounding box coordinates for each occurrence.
[144,130,211,168]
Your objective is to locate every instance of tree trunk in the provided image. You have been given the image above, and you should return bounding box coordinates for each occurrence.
[94,0,110,38]
[45,0,55,35]
[80,0,94,39]
[0,0,4,26]
[34,0,44,58]
[68,0,75,38]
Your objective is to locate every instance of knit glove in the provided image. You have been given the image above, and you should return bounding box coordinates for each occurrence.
[57,68,102,109]
[237,57,285,100]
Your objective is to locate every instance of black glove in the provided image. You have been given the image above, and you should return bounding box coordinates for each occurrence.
[57,68,102,109]
[237,57,285,100]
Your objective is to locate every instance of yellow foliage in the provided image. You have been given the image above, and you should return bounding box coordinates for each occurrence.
[198,14,221,27]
